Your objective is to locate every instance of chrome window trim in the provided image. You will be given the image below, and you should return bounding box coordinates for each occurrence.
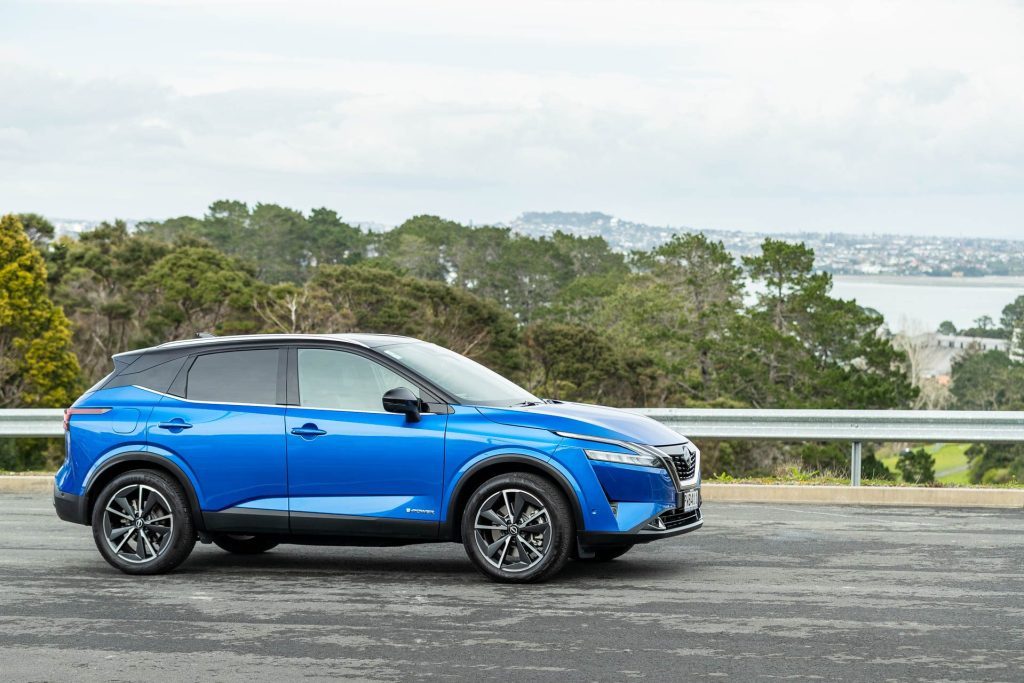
[132,385,444,416]
[133,385,282,409]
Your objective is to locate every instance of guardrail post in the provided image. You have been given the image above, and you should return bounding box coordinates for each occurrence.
[850,441,862,486]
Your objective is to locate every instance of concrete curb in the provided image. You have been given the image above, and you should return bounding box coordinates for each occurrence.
[701,482,1024,509]
[2,476,1022,508]
[0,475,52,493]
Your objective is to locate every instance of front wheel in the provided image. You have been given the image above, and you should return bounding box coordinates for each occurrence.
[461,472,573,583]
[90,469,196,575]
[211,534,279,554]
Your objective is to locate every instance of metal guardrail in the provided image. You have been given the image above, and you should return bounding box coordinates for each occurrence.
[631,409,1024,442]
[633,409,1024,485]
[0,409,64,438]
[4,408,1024,485]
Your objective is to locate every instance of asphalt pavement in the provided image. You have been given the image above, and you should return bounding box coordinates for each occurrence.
[1,493,1022,682]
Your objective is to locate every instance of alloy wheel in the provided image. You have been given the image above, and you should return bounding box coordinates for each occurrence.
[101,484,174,564]
[473,488,551,573]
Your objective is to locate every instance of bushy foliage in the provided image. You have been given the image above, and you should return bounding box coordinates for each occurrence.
[897,448,936,484]
[0,214,80,470]
[0,214,80,408]
[952,350,1024,484]
[7,200,928,477]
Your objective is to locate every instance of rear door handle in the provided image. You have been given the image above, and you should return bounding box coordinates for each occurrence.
[291,423,327,439]
[157,419,192,432]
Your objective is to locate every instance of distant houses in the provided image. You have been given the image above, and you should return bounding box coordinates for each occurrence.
[925,334,1012,377]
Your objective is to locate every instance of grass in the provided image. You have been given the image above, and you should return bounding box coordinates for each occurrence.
[879,443,972,485]
[707,471,1024,488]
[0,471,54,476]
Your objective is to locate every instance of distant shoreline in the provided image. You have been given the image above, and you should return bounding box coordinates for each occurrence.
[830,274,1024,288]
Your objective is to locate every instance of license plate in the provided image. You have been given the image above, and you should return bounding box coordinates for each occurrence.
[682,489,699,512]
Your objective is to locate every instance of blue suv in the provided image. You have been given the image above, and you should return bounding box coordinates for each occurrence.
[54,334,702,582]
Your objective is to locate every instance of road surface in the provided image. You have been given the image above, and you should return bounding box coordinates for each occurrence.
[1,493,1022,681]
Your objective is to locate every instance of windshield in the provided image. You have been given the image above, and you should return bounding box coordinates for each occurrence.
[380,342,540,407]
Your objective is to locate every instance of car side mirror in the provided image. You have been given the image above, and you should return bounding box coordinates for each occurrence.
[382,387,420,422]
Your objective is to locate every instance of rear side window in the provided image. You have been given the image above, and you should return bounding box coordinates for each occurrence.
[186,349,279,405]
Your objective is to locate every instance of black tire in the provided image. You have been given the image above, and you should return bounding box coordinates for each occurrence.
[90,469,196,575]
[461,472,573,583]
[211,534,279,555]
[577,544,634,562]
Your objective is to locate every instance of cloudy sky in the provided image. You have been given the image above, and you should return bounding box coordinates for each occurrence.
[2,0,1023,237]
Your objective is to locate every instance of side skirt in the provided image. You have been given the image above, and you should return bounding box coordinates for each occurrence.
[202,507,440,540]
[290,511,439,539]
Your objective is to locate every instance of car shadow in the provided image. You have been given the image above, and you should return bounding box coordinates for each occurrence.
[175,544,693,584]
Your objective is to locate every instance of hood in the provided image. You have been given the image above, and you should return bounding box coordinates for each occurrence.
[475,401,685,446]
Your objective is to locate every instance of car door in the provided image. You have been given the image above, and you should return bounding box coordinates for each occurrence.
[285,346,447,538]
[145,347,289,533]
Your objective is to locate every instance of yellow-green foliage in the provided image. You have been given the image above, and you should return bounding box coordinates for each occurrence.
[0,214,80,407]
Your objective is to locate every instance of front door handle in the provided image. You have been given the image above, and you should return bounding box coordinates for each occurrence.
[157,418,192,433]
[291,423,327,439]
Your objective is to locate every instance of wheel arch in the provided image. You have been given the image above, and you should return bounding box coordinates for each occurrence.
[84,453,207,532]
[442,455,585,542]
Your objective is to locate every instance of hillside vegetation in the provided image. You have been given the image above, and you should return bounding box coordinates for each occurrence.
[2,204,1022,483]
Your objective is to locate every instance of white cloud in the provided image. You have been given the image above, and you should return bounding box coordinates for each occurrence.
[1,0,1023,235]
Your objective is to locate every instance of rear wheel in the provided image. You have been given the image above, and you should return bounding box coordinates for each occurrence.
[576,544,634,562]
[91,469,196,575]
[211,534,279,554]
[461,472,573,583]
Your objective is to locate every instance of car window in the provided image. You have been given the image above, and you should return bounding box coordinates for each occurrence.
[380,342,539,406]
[297,348,419,412]
[186,349,279,405]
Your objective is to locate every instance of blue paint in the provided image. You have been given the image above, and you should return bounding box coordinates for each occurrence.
[57,338,699,540]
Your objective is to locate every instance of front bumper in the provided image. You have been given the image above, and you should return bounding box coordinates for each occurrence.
[53,485,88,525]
[578,506,702,547]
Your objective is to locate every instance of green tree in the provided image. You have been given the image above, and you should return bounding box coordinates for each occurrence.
[937,320,957,335]
[523,321,635,403]
[258,264,524,378]
[951,350,1024,411]
[1001,295,1024,356]
[952,350,1024,483]
[46,220,172,384]
[0,214,80,408]
[740,239,915,409]
[140,201,368,284]
[16,213,55,247]
[896,448,935,484]
[135,247,258,340]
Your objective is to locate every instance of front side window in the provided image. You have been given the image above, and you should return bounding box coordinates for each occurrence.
[297,348,419,412]
[186,349,279,405]
[380,342,539,407]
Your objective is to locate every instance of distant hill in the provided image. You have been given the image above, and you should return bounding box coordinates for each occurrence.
[505,211,1024,277]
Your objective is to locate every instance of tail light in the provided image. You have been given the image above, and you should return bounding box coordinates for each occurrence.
[63,407,111,431]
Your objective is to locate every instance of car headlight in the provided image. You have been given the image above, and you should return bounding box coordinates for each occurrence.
[585,449,663,468]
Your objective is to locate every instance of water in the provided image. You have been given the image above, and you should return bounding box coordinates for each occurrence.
[829,276,1024,332]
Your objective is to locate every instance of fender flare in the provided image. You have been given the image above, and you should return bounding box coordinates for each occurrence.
[441,454,586,541]
[84,452,207,531]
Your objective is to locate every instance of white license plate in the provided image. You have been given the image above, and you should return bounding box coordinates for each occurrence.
[682,489,699,512]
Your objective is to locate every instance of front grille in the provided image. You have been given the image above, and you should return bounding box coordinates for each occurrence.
[660,444,697,481]
[659,507,701,529]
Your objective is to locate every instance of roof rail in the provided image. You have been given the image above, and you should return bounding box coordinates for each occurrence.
[195,332,217,339]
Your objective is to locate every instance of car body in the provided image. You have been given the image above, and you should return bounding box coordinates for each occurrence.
[54,333,702,582]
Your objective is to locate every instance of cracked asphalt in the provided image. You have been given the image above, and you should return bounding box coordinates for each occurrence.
[1,493,1022,682]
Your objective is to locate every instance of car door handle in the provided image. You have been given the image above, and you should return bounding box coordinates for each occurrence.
[291,423,327,439]
[157,419,192,432]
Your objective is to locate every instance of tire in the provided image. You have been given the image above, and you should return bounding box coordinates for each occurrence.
[576,544,634,562]
[461,472,574,583]
[90,469,196,575]
[211,534,279,555]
